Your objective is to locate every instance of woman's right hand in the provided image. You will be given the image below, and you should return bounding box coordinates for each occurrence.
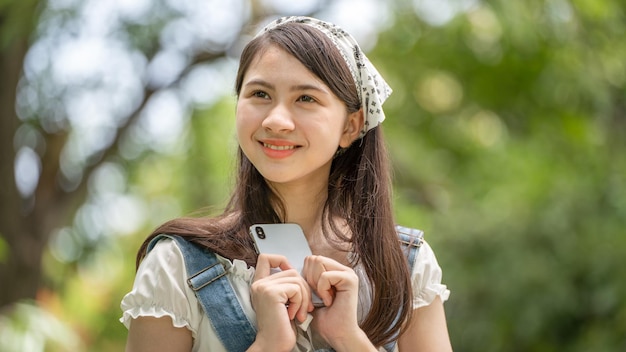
[247,254,314,352]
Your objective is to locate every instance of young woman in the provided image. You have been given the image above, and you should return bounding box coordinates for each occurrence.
[121,16,452,352]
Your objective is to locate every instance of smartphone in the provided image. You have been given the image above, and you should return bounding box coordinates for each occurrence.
[250,223,325,307]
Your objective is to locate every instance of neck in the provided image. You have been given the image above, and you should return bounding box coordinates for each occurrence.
[269,177,353,262]
[270,180,327,239]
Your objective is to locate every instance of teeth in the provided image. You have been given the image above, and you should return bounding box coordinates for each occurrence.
[263,143,295,151]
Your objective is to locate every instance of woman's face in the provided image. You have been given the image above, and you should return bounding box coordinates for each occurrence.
[236,45,361,188]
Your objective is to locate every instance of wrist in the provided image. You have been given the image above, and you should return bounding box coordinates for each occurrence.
[247,335,294,352]
[247,342,292,352]
[330,329,378,352]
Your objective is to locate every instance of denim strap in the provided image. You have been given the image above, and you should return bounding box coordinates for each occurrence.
[395,225,423,272]
[147,234,257,352]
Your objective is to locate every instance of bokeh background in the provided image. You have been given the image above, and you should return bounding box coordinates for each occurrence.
[1,0,625,351]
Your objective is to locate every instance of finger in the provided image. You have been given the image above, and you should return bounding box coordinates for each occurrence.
[302,255,325,287]
[295,283,313,322]
[285,287,304,320]
[314,274,336,307]
[265,275,311,322]
[304,255,349,272]
[251,271,312,321]
[318,271,358,294]
[255,253,295,280]
[302,255,348,304]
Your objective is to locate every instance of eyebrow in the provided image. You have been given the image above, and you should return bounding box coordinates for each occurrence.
[244,79,329,94]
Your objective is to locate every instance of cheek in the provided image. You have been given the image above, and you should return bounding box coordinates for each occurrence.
[235,103,254,135]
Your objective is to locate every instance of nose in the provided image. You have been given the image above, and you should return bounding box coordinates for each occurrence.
[262,103,295,133]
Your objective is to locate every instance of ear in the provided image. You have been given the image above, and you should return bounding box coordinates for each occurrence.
[339,109,364,148]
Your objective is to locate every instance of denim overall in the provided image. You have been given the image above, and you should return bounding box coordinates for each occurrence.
[147,225,423,352]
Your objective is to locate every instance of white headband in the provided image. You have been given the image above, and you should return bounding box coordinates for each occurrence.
[257,16,392,138]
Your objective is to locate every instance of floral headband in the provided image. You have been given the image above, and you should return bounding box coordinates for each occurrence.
[257,16,392,138]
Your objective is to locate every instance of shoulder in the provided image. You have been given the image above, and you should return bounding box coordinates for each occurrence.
[130,237,192,307]
[141,237,186,274]
[395,226,451,308]
[121,237,201,336]
[145,235,255,280]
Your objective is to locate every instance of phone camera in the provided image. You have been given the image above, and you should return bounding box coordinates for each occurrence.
[255,226,266,239]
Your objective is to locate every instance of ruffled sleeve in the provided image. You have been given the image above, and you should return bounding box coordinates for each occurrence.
[411,240,450,309]
[119,238,202,338]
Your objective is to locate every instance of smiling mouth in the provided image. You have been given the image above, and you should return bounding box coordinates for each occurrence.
[262,142,297,151]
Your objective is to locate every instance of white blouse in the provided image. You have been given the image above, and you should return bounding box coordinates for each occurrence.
[120,238,449,351]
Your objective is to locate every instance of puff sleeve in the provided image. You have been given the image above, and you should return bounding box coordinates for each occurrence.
[411,240,450,309]
[119,238,203,338]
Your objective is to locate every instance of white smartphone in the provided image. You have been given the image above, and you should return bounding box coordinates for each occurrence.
[249,223,325,307]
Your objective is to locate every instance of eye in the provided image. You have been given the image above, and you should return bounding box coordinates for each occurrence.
[251,91,269,99]
[297,95,316,103]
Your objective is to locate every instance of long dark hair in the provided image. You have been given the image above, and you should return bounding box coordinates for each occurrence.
[136,22,413,348]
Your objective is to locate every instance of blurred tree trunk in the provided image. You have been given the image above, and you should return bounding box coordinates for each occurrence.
[0,0,311,311]
[0,0,44,309]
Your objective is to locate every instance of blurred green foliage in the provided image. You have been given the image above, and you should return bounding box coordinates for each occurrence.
[382,1,626,351]
[0,236,7,263]
[3,0,625,351]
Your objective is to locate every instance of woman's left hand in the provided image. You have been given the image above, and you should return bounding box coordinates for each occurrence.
[302,256,376,351]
